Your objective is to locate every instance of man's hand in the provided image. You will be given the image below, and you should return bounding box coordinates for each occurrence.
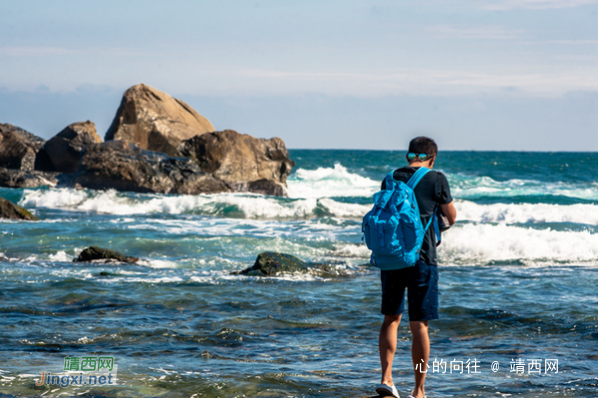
[440,201,457,226]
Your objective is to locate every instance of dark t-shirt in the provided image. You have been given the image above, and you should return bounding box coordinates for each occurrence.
[381,167,453,265]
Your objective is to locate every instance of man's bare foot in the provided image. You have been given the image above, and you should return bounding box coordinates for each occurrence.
[408,388,426,398]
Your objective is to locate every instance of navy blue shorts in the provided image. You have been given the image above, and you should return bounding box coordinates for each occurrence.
[380,260,439,321]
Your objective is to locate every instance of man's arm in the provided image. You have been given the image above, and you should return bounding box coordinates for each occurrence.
[440,201,457,226]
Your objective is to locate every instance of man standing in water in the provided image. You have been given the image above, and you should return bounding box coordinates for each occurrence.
[375,137,456,398]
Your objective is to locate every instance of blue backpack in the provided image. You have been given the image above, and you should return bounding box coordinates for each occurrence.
[362,167,435,270]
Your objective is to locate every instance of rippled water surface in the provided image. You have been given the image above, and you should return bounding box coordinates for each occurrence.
[1,150,597,397]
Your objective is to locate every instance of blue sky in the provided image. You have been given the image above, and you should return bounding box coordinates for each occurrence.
[1,0,597,150]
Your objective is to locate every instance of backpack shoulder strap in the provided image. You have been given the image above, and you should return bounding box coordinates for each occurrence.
[406,167,430,189]
[407,167,435,236]
[383,171,396,190]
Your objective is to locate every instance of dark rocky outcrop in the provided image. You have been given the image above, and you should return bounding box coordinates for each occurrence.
[178,130,295,196]
[234,251,342,278]
[0,124,45,171]
[105,84,215,156]
[0,197,39,220]
[0,167,62,188]
[36,121,102,173]
[74,246,139,263]
[0,85,295,197]
[73,141,231,195]
[245,179,288,197]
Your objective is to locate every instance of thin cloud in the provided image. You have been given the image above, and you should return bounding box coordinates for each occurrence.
[519,39,598,46]
[0,47,78,56]
[478,0,598,10]
[426,25,523,40]
[214,67,598,98]
[0,46,146,57]
[544,40,598,44]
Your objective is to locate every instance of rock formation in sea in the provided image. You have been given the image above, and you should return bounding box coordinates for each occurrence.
[0,123,45,171]
[0,124,61,188]
[35,121,102,173]
[234,251,342,278]
[74,246,139,263]
[178,130,295,196]
[0,197,39,220]
[105,83,215,157]
[0,84,295,196]
[73,140,231,195]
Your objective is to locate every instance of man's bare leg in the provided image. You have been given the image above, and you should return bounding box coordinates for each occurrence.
[409,320,429,398]
[379,314,402,386]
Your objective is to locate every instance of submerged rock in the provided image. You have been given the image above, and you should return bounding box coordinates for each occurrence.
[73,141,231,195]
[105,83,215,156]
[36,121,102,173]
[0,197,39,220]
[74,246,139,263]
[234,251,342,278]
[0,123,45,171]
[0,167,62,188]
[178,130,295,196]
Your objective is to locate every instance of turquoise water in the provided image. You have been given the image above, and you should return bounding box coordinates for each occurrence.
[1,150,597,397]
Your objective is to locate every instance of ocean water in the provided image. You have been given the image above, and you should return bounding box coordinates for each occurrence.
[0,150,597,398]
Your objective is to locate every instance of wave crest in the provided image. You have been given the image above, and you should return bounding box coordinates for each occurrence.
[19,188,371,219]
[287,164,379,198]
[458,201,598,225]
[440,224,598,266]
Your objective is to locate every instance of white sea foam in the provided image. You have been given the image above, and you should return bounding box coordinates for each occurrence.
[21,169,596,223]
[318,198,371,218]
[20,188,90,208]
[139,258,180,269]
[451,175,598,201]
[129,218,348,243]
[48,250,71,262]
[331,243,371,258]
[19,187,371,219]
[458,201,598,225]
[287,164,379,198]
[20,188,197,215]
[440,224,598,266]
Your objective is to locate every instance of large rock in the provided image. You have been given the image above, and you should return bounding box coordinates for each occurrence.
[178,130,295,196]
[73,141,231,195]
[105,84,215,156]
[36,121,102,173]
[234,251,342,278]
[0,197,39,220]
[0,123,45,171]
[74,246,138,264]
[0,167,62,188]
